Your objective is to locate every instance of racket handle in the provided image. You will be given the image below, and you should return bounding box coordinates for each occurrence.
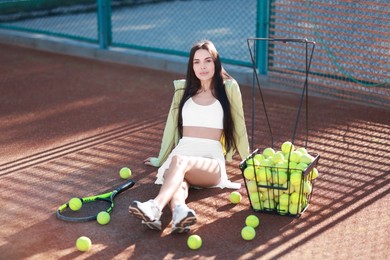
[115,179,135,195]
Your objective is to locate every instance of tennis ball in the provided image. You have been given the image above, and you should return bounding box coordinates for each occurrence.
[244,166,257,180]
[289,192,300,204]
[76,236,92,252]
[288,161,298,170]
[69,198,82,211]
[275,161,288,171]
[300,154,314,165]
[97,211,110,225]
[263,147,275,158]
[304,181,313,194]
[241,226,256,241]
[119,167,132,179]
[249,192,262,203]
[253,153,265,163]
[271,152,285,164]
[289,203,302,215]
[290,172,302,186]
[283,183,295,194]
[296,147,308,155]
[263,199,275,210]
[246,180,258,193]
[252,201,263,210]
[260,158,273,167]
[281,141,295,154]
[245,215,260,228]
[257,181,270,192]
[289,151,302,163]
[296,162,308,171]
[277,204,289,215]
[273,171,288,185]
[301,196,309,208]
[187,235,202,250]
[308,168,319,180]
[256,167,271,182]
[229,191,242,204]
[279,193,290,206]
[246,157,260,167]
[261,190,274,201]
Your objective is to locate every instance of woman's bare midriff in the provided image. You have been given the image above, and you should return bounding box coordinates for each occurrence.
[183,126,222,141]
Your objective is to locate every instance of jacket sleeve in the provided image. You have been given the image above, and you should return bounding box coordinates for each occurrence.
[149,80,185,167]
[225,79,250,162]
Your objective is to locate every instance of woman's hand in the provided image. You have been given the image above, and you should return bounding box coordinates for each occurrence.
[143,157,155,166]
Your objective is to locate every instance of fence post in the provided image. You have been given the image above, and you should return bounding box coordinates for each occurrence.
[97,0,112,49]
[256,0,270,74]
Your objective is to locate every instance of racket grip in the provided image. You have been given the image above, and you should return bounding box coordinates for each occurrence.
[116,179,135,194]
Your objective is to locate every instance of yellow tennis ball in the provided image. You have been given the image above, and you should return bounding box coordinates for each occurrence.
[119,167,132,179]
[307,167,319,180]
[245,215,260,228]
[97,211,110,225]
[253,153,265,163]
[281,141,295,154]
[263,199,275,210]
[76,236,92,252]
[229,191,242,204]
[289,203,302,215]
[243,166,256,180]
[69,198,82,211]
[262,147,275,158]
[252,201,263,210]
[246,180,258,193]
[241,226,256,241]
[289,192,300,204]
[246,157,260,167]
[277,204,289,215]
[271,152,285,164]
[289,151,302,163]
[296,147,308,155]
[187,235,202,250]
[290,172,302,186]
[249,191,262,203]
[273,171,288,185]
[300,154,314,164]
[279,193,290,206]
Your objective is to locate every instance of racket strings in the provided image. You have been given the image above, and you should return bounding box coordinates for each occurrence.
[59,200,111,220]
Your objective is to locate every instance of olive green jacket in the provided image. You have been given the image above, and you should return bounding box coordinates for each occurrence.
[149,79,250,167]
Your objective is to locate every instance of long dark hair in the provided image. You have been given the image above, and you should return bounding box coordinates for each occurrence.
[177,40,236,152]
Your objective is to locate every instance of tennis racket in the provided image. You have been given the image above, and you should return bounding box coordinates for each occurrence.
[57,179,135,222]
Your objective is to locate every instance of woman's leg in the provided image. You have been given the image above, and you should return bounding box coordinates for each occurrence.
[154,154,221,210]
[169,180,190,211]
[129,154,221,231]
[163,157,220,233]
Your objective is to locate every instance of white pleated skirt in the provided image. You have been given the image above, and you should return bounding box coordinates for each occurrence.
[155,136,240,189]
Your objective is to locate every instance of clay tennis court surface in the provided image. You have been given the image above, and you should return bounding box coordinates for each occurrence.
[0,43,389,259]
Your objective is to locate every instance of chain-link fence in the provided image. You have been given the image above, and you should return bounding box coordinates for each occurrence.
[267,0,390,108]
[0,0,388,107]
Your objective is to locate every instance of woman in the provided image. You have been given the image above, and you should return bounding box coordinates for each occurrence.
[129,40,250,234]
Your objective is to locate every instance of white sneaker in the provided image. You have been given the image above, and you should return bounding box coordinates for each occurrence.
[129,200,162,230]
[171,204,197,234]
[141,219,162,231]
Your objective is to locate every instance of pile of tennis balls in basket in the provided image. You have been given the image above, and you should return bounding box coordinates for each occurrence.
[242,141,319,216]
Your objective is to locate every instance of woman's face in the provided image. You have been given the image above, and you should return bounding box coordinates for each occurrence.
[193,49,215,82]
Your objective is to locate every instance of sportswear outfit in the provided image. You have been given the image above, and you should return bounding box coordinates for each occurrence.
[129,79,250,233]
[151,79,250,189]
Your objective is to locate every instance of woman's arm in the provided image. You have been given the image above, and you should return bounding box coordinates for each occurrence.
[144,80,185,167]
[225,79,250,161]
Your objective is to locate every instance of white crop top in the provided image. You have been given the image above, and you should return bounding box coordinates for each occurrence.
[182,98,224,129]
